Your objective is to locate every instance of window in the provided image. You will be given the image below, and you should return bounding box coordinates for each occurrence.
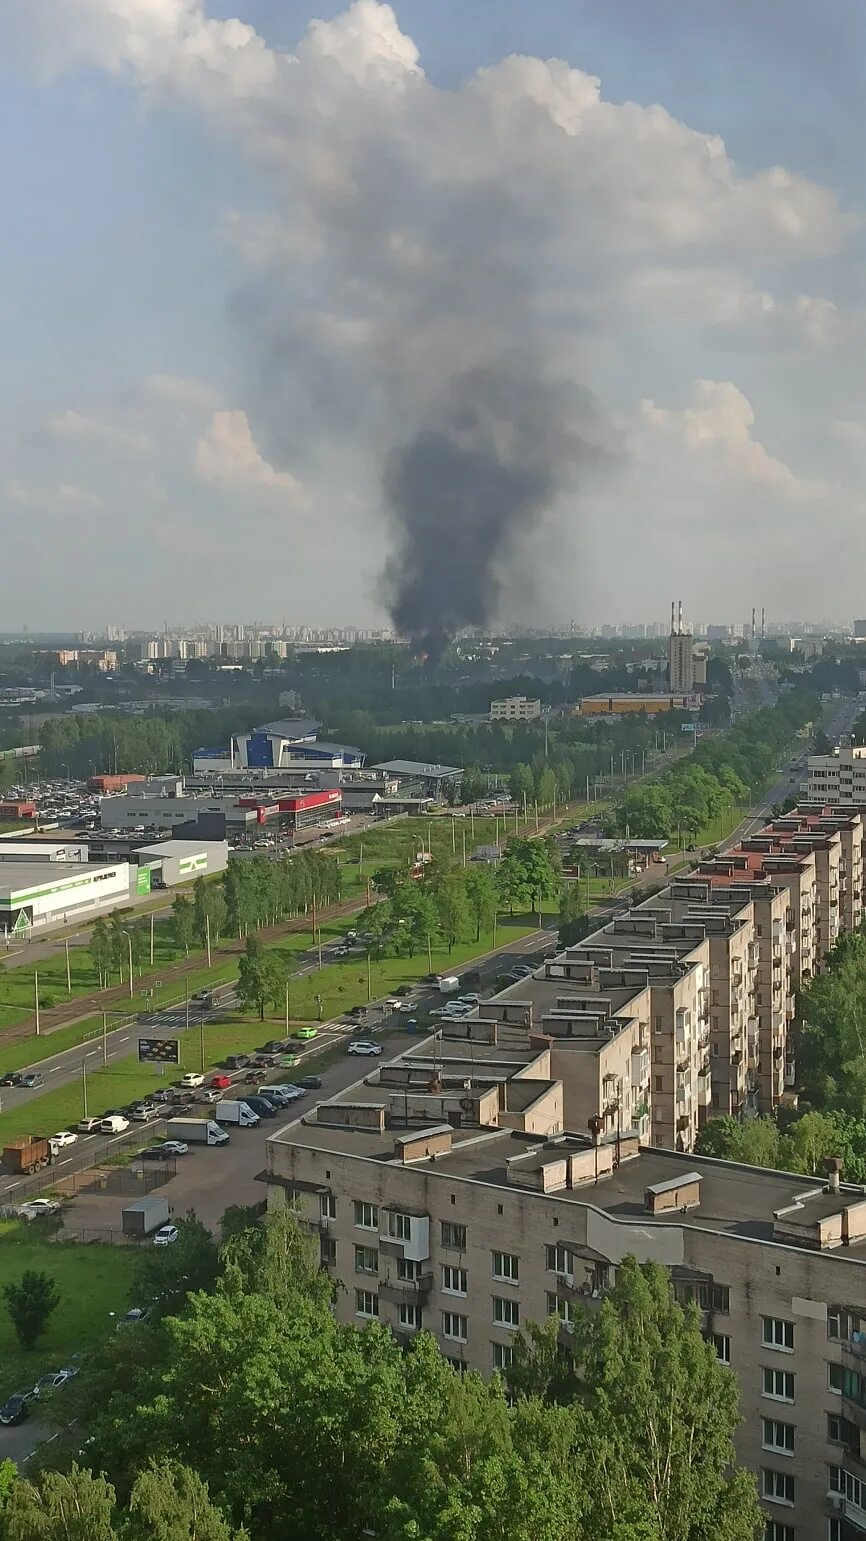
[827,1362,866,1406]
[355,1289,378,1319]
[828,1306,855,1341]
[386,1211,411,1242]
[827,1413,858,1449]
[654,1075,663,1092]
[442,1265,468,1295]
[442,1312,468,1342]
[445,1355,466,1373]
[320,1193,336,1220]
[761,1469,794,1506]
[763,1317,794,1352]
[763,1523,794,1541]
[545,1243,573,1277]
[354,1201,379,1230]
[320,1237,336,1268]
[441,1221,466,1250]
[492,1251,519,1283]
[493,1342,514,1371]
[397,1257,421,1282]
[398,1304,422,1330]
[762,1368,794,1402]
[711,1333,730,1365]
[762,1419,794,1455]
[493,1296,520,1329]
[354,1245,378,1275]
[547,1292,576,1324]
[673,1280,729,1314]
[829,1520,842,1541]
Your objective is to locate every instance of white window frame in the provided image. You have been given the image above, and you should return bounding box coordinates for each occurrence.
[493,1342,514,1371]
[397,1257,421,1282]
[354,1244,378,1275]
[712,1333,731,1365]
[762,1316,794,1353]
[442,1311,468,1343]
[441,1221,467,1250]
[492,1296,520,1329]
[492,1251,519,1284]
[386,1210,412,1242]
[762,1418,794,1456]
[355,1289,379,1320]
[442,1264,468,1296]
[762,1367,794,1403]
[761,1468,794,1507]
[398,1303,422,1330]
[320,1193,336,1220]
[354,1201,379,1231]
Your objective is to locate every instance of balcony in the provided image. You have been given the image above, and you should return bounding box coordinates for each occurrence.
[379,1272,433,1305]
[842,1333,866,1362]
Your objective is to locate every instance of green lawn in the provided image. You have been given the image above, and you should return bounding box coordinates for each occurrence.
[0,1222,136,1400]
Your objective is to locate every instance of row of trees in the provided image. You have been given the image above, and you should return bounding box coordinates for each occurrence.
[11,1208,760,1541]
[168,853,342,959]
[606,690,818,841]
[367,837,561,956]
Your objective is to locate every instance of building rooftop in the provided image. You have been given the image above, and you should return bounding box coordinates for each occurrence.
[372,760,463,779]
[0,860,125,892]
[257,719,322,741]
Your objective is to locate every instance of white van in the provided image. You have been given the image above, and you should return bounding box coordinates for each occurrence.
[437,976,460,994]
[99,1114,130,1134]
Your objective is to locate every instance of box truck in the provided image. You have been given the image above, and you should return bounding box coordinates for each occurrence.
[122,1195,170,1239]
[164,1118,229,1147]
[214,1100,260,1128]
[2,1137,51,1175]
[437,976,460,994]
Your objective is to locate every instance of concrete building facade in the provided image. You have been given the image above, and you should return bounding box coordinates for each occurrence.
[489,696,542,722]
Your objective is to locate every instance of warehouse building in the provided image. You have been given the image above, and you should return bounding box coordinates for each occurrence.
[372,760,463,801]
[192,719,364,775]
[578,693,700,716]
[135,840,228,890]
[0,860,131,935]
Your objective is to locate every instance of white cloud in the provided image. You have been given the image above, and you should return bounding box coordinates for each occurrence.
[638,379,827,499]
[49,408,150,453]
[6,479,103,512]
[194,409,301,495]
[144,374,219,409]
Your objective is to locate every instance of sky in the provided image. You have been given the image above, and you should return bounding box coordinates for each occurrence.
[2,0,865,633]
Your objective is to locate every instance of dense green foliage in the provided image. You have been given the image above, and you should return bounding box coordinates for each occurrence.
[606,690,817,840]
[219,851,341,939]
[2,1272,60,1353]
[19,1212,759,1541]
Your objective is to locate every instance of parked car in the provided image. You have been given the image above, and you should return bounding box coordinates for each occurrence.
[77,1116,102,1133]
[20,1073,44,1089]
[198,1088,223,1103]
[0,1393,31,1426]
[347,1041,382,1056]
[99,1115,130,1134]
[153,1224,179,1247]
[180,1073,205,1089]
[131,1104,159,1122]
[17,1199,60,1221]
[297,1075,322,1090]
[159,1141,189,1157]
[511,964,534,978]
[225,1054,250,1070]
[210,1074,232,1089]
[242,1096,278,1119]
[140,1146,173,1162]
[267,1084,307,1101]
[32,1369,76,1398]
[49,1130,78,1150]
[116,1307,150,1328]
[457,994,481,1006]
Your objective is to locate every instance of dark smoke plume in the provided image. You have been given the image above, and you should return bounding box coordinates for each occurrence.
[383,363,603,657]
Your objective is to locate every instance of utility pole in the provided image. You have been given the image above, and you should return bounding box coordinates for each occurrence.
[199,1013,205,1073]
[462,826,467,868]
[150,911,155,967]
[285,979,290,1036]
[358,838,364,875]
[64,938,71,995]
[102,1011,108,1067]
[127,933,134,997]
[34,969,39,1036]
[427,933,433,974]
[82,1059,88,1119]
[534,801,539,834]
[185,980,190,1034]
[469,807,475,839]
[205,913,212,969]
[523,789,528,822]
[451,818,456,855]
[366,952,372,1002]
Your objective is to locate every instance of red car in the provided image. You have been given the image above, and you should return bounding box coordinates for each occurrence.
[210,1074,232,1090]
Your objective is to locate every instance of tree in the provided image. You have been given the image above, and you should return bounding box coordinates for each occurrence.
[129,1213,220,1323]
[0,1459,17,1515]
[464,866,498,942]
[123,1461,241,1541]
[508,1256,762,1540]
[3,1271,60,1352]
[559,879,592,949]
[536,766,557,810]
[236,938,269,1021]
[171,896,195,960]
[90,918,114,990]
[1,1465,117,1541]
[496,847,529,915]
[459,766,485,805]
[509,763,534,807]
[192,878,227,951]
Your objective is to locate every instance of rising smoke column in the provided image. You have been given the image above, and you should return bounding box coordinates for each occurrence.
[383,364,603,656]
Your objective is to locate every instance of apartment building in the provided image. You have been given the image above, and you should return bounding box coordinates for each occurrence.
[489,696,542,722]
[267,1071,866,1541]
[807,745,866,806]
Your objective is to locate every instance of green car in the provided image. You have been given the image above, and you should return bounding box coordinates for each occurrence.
[279,1054,299,1068]
[293,1027,318,1041]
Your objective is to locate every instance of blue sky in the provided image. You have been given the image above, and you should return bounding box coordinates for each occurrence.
[2,1,864,631]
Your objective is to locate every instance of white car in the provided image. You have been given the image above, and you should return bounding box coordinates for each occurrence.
[152,1224,178,1247]
[77,1116,102,1133]
[49,1131,78,1151]
[347,1040,382,1056]
[17,1199,60,1221]
[180,1072,205,1088]
[457,994,481,1006]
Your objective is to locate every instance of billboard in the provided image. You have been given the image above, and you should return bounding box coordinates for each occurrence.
[136,867,152,896]
[138,1037,180,1065]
